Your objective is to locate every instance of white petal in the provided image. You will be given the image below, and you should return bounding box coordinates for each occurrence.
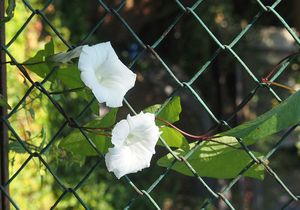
[105,112,161,179]
[92,85,124,108]
[126,113,160,153]
[111,119,129,147]
[100,58,136,90]
[80,71,98,89]
[78,44,106,73]
[105,146,152,179]
[78,41,136,108]
[98,60,136,107]
[91,86,109,105]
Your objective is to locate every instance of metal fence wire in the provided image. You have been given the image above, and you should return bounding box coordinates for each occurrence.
[0,0,300,209]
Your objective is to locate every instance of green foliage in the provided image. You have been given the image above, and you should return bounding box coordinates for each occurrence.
[0,0,15,24]
[58,129,110,158]
[53,65,84,88]
[83,89,99,114]
[24,40,55,78]
[144,96,189,150]
[0,93,11,109]
[9,141,26,153]
[158,126,189,149]
[158,138,265,180]
[59,108,118,157]
[152,97,265,180]
[145,96,182,126]
[158,90,300,180]
[220,90,300,144]
[157,96,182,125]
[24,41,84,89]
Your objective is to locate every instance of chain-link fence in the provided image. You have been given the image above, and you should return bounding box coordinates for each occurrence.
[0,0,300,209]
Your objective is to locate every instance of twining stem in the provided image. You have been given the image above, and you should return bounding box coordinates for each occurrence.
[155,117,210,140]
[262,80,296,93]
[155,117,239,149]
[262,51,300,81]
[49,86,86,95]
[81,116,238,148]
[90,132,112,137]
[261,50,299,92]
[81,126,112,131]
[81,127,112,137]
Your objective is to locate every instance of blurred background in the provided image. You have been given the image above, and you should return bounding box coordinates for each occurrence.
[4,0,300,209]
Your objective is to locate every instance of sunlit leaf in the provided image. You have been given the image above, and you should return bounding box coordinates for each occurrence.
[158,126,189,149]
[24,40,55,78]
[59,108,118,156]
[144,96,182,126]
[219,90,300,144]
[28,107,35,119]
[157,140,265,180]
[9,141,26,153]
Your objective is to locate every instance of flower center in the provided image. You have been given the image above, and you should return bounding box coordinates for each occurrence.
[96,72,104,83]
[125,133,137,145]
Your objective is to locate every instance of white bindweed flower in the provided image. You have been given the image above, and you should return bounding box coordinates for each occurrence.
[78,42,136,107]
[105,112,160,179]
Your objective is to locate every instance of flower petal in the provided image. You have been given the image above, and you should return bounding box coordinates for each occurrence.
[126,113,160,153]
[105,112,160,179]
[105,146,152,179]
[111,119,130,147]
[78,42,136,108]
[78,43,106,73]
[91,85,123,107]
[80,71,98,90]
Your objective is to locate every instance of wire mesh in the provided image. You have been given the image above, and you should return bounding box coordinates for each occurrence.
[0,0,299,209]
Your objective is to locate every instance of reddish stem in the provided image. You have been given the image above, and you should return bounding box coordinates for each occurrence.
[155,117,210,140]
[81,126,112,131]
[84,129,112,137]
[262,51,299,82]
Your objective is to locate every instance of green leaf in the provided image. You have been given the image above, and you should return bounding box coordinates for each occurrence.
[144,104,161,114]
[9,141,26,153]
[59,108,118,156]
[0,94,11,109]
[28,107,35,119]
[44,41,55,57]
[54,65,84,88]
[83,89,99,114]
[58,130,111,156]
[158,126,189,149]
[0,0,15,24]
[39,127,47,149]
[157,140,265,180]
[144,96,182,126]
[86,108,118,128]
[24,40,55,78]
[25,41,84,90]
[219,90,300,144]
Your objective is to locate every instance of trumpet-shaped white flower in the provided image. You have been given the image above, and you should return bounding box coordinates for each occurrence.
[105,112,160,179]
[78,42,136,107]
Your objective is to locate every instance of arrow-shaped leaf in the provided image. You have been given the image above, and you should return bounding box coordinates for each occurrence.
[219,90,300,144]
[157,138,264,180]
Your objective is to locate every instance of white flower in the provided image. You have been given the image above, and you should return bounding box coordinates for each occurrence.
[105,112,160,179]
[78,42,136,108]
